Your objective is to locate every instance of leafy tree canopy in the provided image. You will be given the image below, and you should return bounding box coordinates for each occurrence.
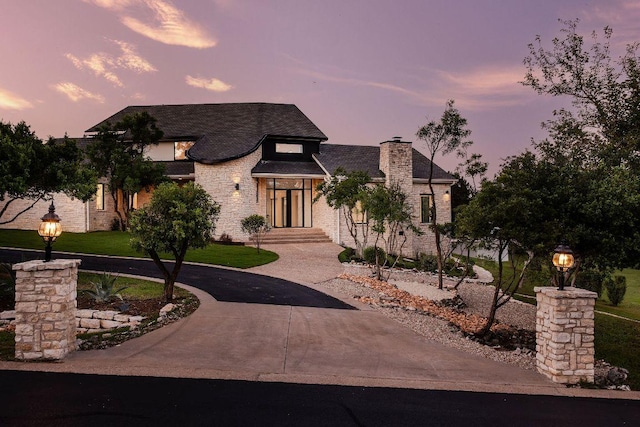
[129,182,220,302]
[0,120,97,225]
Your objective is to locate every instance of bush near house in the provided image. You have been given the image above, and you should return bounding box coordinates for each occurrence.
[605,276,627,307]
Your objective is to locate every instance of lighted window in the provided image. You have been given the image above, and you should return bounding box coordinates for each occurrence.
[352,200,367,224]
[275,143,303,154]
[96,183,104,210]
[174,141,195,160]
[420,194,432,223]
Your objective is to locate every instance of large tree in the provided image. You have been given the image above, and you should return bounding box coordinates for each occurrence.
[416,100,474,289]
[86,112,166,231]
[129,182,220,302]
[0,121,97,225]
[523,19,640,171]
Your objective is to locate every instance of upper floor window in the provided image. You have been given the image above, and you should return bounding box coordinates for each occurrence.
[275,143,303,154]
[175,141,195,160]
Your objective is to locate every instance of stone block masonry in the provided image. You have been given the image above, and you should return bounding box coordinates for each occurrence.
[13,259,81,360]
[535,286,597,384]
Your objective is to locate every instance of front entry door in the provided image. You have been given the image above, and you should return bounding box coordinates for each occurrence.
[268,179,312,228]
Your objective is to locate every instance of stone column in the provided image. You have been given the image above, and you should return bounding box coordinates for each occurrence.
[535,286,597,384]
[13,259,80,360]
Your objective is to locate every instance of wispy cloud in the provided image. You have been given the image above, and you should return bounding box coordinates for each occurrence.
[0,88,34,110]
[66,39,156,87]
[284,53,532,110]
[85,0,216,48]
[185,75,233,92]
[53,82,105,103]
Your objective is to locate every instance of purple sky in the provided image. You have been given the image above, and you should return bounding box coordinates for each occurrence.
[1,0,638,177]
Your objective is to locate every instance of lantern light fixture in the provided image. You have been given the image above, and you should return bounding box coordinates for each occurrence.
[552,243,575,290]
[235,183,240,191]
[38,202,62,262]
[443,190,450,202]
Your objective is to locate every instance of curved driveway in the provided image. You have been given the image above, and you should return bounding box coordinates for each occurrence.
[0,248,352,309]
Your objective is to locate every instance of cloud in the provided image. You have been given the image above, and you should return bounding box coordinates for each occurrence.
[66,39,156,87]
[0,88,34,110]
[85,0,216,48]
[53,82,105,103]
[185,75,233,92]
[285,53,532,110]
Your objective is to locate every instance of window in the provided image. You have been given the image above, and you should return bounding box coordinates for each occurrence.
[96,183,104,210]
[352,200,367,224]
[420,194,432,223]
[174,141,195,160]
[275,143,303,154]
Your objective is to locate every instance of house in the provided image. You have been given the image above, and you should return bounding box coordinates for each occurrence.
[1,103,456,256]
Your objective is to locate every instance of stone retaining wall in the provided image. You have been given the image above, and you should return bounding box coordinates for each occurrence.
[76,309,145,334]
[342,263,484,285]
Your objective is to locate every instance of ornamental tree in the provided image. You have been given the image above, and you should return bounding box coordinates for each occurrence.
[314,167,371,258]
[241,214,271,253]
[129,182,220,302]
[0,120,97,225]
[416,100,474,289]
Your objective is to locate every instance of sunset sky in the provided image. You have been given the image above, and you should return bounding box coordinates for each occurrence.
[1,0,639,177]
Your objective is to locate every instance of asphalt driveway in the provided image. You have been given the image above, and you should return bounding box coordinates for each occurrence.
[0,248,353,310]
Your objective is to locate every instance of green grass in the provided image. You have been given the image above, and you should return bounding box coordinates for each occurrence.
[0,229,278,269]
[594,314,640,390]
[77,272,189,299]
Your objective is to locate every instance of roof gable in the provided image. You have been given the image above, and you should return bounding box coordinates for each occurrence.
[86,103,328,164]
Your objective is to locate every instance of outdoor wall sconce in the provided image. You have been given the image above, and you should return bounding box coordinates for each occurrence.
[443,190,450,202]
[235,183,240,191]
[552,243,575,290]
[38,202,62,262]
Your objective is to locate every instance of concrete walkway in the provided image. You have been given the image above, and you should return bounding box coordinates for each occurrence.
[2,243,638,400]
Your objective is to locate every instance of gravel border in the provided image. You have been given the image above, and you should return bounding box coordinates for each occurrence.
[317,277,537,371]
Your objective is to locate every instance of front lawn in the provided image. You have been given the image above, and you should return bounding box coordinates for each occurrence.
[0,229,278,269]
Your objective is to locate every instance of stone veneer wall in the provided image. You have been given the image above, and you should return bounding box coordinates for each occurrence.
[195,150,263,241]
[0,193,89,233]
[13,259,80,360]
[534,286,597,384]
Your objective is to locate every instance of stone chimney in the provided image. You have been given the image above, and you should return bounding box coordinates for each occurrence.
[379,137,413,194]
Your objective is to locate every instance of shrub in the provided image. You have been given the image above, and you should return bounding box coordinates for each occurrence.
[0,263,16,295]
[83,272,128,303]
[338,247,356,263]
[417,253,438,272]
[575,268,607,297]
[363,246,386,265]
[217,233,234,244]
[240,215,271,252]
[604,275,627,306]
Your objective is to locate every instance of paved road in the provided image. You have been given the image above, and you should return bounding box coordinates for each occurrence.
[1,370,639,426]
[0,248,353,309]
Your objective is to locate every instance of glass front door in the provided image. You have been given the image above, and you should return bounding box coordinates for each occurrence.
[267,179,312,228]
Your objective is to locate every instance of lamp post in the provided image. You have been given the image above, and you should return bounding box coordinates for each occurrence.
[38,202,62,262]
[552,243,575,290]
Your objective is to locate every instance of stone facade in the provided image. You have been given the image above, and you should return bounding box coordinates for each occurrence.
[195,150,264,241]
[0,194,91,233]
[13,259,80,360]
[535,286,597,384]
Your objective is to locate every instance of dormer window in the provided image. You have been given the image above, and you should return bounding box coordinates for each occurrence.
[275,143,303,154]
[175,141,195,160]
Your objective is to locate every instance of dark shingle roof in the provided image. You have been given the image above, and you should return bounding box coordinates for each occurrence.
[314,144,385,178]
[251,160,326,177]
[313,144,455,181]
[86,103,328,164]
